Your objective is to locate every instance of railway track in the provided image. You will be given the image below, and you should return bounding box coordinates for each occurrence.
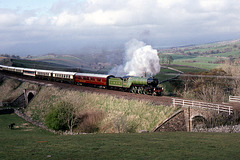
[0,72,173,106]
[2,72,239,110]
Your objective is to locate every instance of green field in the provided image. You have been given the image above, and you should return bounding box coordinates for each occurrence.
[160,39,240,70]
[11,59,72,71]
[172,61,218,70]
[1,114,240,160]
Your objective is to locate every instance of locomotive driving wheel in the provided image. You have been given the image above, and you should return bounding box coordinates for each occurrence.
[130,86,138,93]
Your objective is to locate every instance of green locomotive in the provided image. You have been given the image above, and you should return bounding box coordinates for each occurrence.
[108,76,162,96]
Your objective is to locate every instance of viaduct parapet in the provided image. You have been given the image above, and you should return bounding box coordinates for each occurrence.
[154,98,235,132]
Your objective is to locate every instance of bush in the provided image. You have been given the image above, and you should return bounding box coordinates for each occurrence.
[77,110,104,133]
[45,101,105,133]
[112,113,138,133]
[45,101,74,131]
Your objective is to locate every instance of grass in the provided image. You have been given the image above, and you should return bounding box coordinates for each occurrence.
[172,61,219,70]
[1,114,240,160]
[165,65,207,73]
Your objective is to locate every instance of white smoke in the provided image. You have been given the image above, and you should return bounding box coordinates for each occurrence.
[109,39,161,77]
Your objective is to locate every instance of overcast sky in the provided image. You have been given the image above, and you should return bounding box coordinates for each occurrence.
[1,0,240,56]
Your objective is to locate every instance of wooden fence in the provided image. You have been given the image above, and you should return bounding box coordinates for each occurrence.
[229,96,240,103]
[173,98,233,115]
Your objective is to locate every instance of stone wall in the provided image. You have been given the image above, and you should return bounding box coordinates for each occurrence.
[154,109,187,132]
[14,109,57,134]
[11,94,26,108]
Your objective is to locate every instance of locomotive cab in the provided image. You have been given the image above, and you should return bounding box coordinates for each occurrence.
[147,77,159,87]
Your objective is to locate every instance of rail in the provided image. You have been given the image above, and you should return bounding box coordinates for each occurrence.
[229,96,240,103]
[172,98,233,115]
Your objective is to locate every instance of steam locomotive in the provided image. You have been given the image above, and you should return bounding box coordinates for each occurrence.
[0,65,163,96]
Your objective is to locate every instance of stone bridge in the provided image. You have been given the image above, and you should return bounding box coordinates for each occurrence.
[23,89,38,105]
[0,89,38,111]
[153,99,234,132]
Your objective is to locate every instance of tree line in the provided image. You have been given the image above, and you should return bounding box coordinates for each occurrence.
[0,54,20,59]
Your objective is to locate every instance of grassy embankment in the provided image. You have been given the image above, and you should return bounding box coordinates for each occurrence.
[0,77,177,133]
[26,86,177,133]
[1,114,240,160]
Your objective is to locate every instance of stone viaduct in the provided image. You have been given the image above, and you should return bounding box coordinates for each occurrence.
[153,99,234,132]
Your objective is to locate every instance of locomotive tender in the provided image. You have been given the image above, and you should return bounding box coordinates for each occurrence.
[0,65,163,96]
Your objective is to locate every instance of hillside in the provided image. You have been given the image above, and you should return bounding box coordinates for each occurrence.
[158,39,240,70]
[25,51,120,73]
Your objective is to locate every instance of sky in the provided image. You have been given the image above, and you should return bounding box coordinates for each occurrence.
[1,0,240,56]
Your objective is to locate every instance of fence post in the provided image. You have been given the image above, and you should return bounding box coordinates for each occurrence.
[173,99,175,107]
[217,105,219,114]
[229,107,231,115]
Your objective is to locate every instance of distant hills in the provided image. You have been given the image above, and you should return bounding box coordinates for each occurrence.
[1,39,240,72]
[24,49,123,73]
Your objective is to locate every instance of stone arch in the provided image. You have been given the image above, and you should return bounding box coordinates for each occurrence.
[23,89,38,105]
[28,92,35,103]
[191,115,208,130]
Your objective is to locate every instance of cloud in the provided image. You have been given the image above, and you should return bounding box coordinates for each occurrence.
[0,9,19,27]
[0,0,240,55]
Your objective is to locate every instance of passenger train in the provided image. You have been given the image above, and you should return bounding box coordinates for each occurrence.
[0,65,163,96]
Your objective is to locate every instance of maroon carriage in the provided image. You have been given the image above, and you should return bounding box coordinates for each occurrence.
[75,73,114,88]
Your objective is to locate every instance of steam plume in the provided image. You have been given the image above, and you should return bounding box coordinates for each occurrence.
[109,39,160,77]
